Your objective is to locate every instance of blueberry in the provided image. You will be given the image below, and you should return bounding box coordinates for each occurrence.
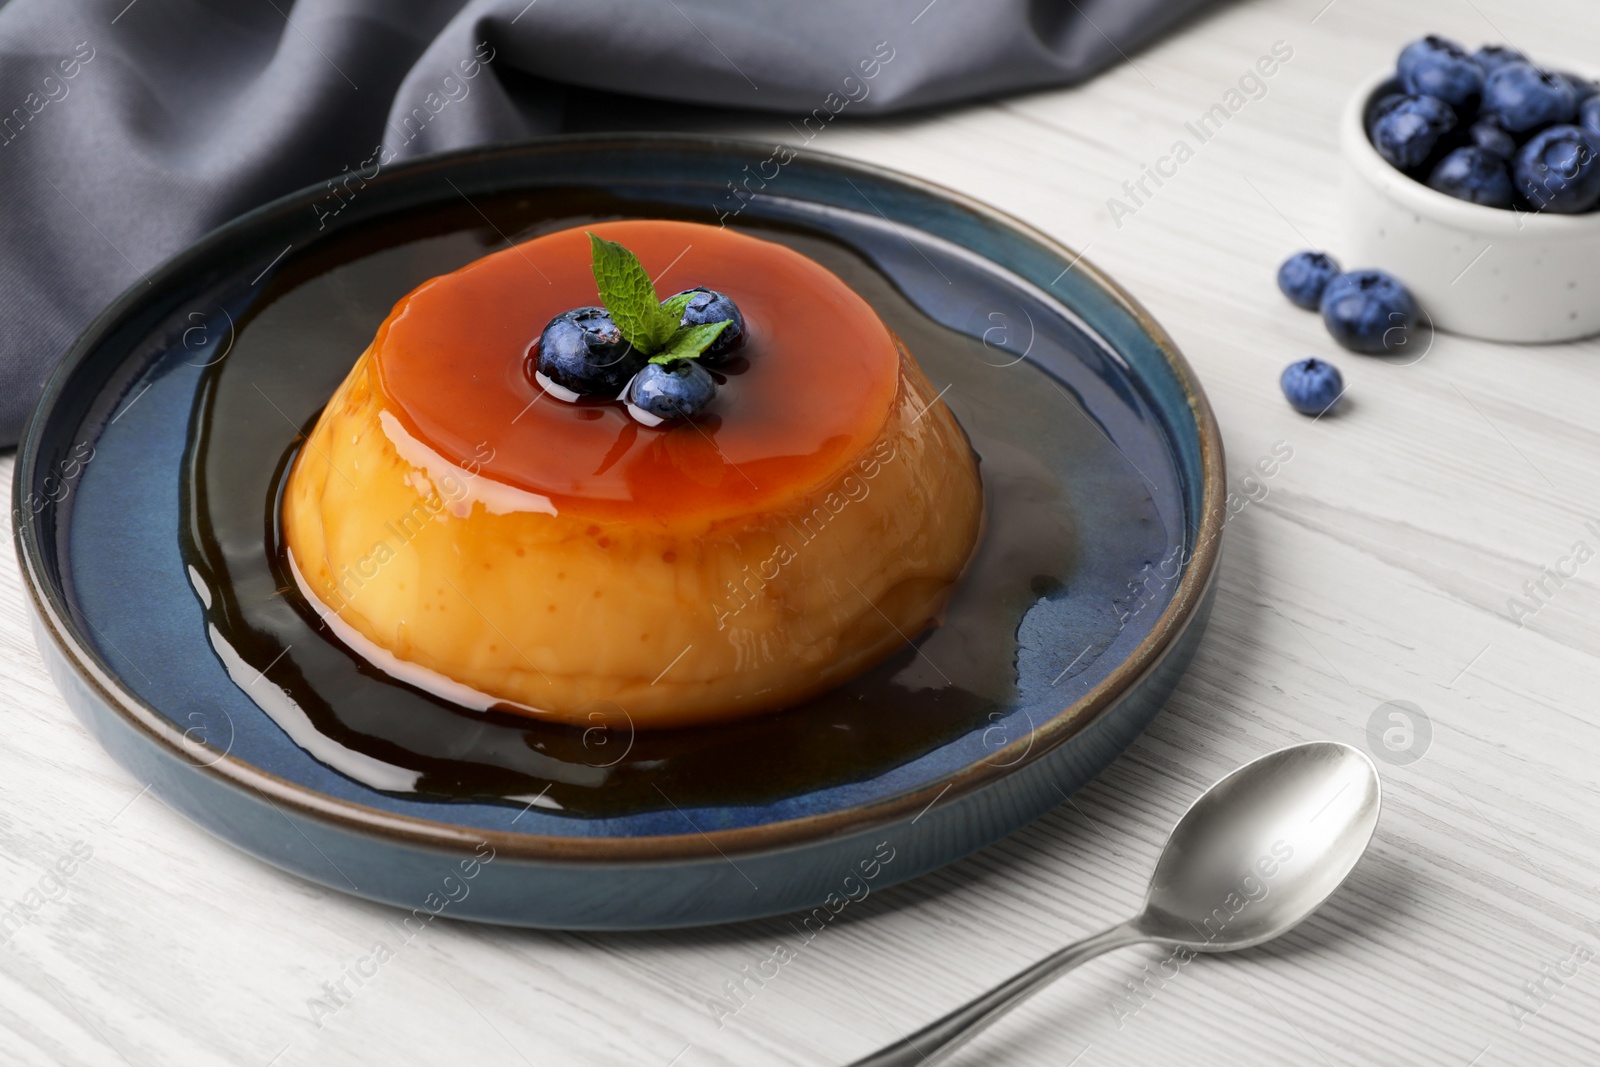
[1280,357,1344,416]
[625,361,717,423]
[1472,44,1527,74]
[1481,62,1576,134]
[667,288,745,365]
[1398,36,1483,107]
[1365,91,1409,137]
[1427,146,1515,207]
[1277,251,1343,310]
[1319,270,1420,355]
[1370,95,1457,169]
[1581,95,1600,140]
[1553,71,1599,104]
[532,307,646,397]
[1466,119,1517,159]
[1514,124,1600,213]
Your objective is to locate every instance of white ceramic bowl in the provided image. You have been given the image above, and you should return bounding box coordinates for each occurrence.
[1341,66,1600,343]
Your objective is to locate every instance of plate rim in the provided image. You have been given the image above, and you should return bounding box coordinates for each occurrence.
[15,132,1225,863]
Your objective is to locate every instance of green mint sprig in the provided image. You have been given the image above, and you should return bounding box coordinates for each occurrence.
[588,233,731,365]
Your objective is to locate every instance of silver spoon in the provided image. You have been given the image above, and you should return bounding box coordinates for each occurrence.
[850,740,1381,1067]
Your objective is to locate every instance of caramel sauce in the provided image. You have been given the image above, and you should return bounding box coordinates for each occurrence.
[181,191,1172,817]
[373,220,900,522]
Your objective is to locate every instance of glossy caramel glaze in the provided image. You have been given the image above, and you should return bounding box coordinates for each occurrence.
[373,220,903,525]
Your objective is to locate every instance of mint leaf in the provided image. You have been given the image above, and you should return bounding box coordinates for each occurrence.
[648,320,731,365]
[588,233,677,354]
[660,290,695,325]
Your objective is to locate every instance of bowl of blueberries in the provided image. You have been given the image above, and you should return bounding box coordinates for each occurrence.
[1342,35,1600,342]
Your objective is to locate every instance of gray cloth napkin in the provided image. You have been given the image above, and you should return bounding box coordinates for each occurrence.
[0,0,1211,447]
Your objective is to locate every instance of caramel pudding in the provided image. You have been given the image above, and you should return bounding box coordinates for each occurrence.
[281,220,982,728]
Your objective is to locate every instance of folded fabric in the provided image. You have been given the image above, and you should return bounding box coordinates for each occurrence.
[0,0,1211,446]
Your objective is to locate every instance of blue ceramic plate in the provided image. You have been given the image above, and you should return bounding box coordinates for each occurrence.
[15,136,1223,929]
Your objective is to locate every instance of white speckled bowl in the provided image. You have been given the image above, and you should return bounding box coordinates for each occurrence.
[1341,66,1600,343]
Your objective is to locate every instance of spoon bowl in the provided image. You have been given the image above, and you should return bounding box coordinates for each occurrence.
[850,741,1383,1067]
[1141,741,1381,951]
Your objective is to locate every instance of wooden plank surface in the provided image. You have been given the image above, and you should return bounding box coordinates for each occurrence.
[2,0,1598,1063]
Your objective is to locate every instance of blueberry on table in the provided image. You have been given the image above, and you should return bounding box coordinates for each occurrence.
[1514,124,1600,213]
[1428,146,1515,207]
[625,360,718,423]
[533,306,647,397]
[1472,44,1527,74]
[666,288,745,365]
[1276,251,1343,310]
[1371,95,1457,169]
[1581,96,1600,140]
[1319,270,1421,355]
[1398,36,1483,107]
[1280,358,1344,416]
[1481,62,1577,134]
[1466,119,1517,160]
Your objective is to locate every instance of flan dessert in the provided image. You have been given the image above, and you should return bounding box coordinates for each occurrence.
[281,219,982,729]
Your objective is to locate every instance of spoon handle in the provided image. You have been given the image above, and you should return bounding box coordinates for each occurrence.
[847,920,1146,1067]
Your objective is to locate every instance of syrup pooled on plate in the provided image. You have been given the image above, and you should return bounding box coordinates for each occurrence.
[182,194,1171,816]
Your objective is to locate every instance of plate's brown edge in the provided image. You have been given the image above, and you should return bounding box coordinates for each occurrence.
[16,133,1227,866]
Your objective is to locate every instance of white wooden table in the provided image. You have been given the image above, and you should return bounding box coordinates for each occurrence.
[4,0,1598,1063]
